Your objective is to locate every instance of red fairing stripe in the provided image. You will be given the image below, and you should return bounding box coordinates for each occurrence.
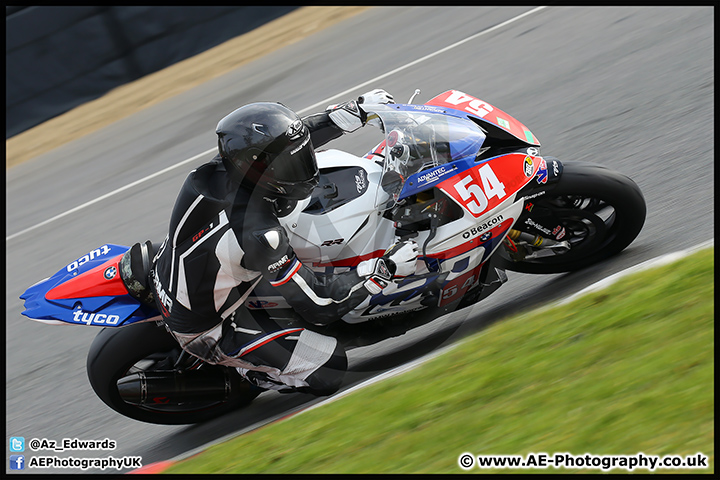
[312,249,387,268]
[314,217,515,269]
[314,243,484,269]
[424,239,484,260]
[316,236,488,267]
[46,254,128,300]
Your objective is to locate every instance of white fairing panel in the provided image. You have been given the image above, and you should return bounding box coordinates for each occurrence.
[255,148,526,324]
[280,149,391,265]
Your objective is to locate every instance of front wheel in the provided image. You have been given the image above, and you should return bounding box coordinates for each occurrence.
[87,322,259,425]
[497,161,646,274]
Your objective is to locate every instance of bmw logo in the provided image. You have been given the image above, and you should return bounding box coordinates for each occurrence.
[104,266,117,280]
[480,232,492,242]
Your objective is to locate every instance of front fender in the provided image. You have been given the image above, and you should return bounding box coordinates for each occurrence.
[516,155,564,200]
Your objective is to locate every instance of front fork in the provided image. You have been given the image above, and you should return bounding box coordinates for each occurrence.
[504,155,570,261]
[503,229,570,262]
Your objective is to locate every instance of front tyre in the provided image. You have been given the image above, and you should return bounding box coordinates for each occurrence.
[87,321,259,425]
[497,162,646,274]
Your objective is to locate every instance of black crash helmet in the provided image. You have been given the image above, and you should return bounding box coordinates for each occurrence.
[216,102,319,200]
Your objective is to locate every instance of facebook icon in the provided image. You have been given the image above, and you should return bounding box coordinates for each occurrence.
[10,455,25,470]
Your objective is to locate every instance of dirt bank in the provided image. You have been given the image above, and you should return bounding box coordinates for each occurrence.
[6,6,369,169]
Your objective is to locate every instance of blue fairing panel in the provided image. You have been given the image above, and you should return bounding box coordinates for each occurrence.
[19,244,159,326]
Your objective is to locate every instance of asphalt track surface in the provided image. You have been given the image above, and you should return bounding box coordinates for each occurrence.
[6,7,713,474]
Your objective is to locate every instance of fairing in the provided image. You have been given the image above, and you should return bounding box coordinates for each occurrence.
[425,90,540,146]
[20,244,159,326]
[20,92,551,326]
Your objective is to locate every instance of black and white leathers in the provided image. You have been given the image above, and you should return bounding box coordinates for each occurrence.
[152,111,374,334]
[150,97,415,394]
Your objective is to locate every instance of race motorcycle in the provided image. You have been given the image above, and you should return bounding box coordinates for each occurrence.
[20,90,646,424]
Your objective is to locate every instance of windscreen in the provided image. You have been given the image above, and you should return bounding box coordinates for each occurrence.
[365,105,487,210]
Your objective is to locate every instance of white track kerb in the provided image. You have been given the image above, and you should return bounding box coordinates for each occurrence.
[6,6,548,242]
[132,240,713,472]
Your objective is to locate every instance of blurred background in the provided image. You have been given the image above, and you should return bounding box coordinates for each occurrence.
[6,6,297,138]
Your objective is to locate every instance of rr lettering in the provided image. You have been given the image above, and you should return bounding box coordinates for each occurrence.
[321,239,344,247]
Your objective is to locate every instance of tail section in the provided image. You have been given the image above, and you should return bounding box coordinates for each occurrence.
[20,244,160,327]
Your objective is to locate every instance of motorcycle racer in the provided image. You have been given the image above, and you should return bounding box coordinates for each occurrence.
[150,89,420,396]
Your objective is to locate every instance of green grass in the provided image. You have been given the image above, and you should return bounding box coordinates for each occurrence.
[165,248,714,474]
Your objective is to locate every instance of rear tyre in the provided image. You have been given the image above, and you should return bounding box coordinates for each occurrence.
[87,322,259,425]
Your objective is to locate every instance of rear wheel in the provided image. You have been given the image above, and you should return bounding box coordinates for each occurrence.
[497,162,646,274]
[87,322,259,425]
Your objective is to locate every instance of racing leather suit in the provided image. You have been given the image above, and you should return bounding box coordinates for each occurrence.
[151,110,385,395]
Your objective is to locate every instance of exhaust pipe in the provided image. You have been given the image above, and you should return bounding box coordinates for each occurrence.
[117,369,246,405]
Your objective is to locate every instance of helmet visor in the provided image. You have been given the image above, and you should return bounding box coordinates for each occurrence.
[267,137,318,184]
[260,138,319,200]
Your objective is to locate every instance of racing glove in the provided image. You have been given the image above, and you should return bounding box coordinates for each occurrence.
[327,88,394,133]
[358,88,394,106]
[356,240,420,294]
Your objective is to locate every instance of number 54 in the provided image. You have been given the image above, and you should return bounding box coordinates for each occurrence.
[453,165,506,216]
